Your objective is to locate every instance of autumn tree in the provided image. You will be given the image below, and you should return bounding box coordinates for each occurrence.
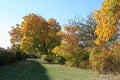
[67,13,98,47]
[67,13,120,47]
[94,0,120,45]
[52,26,88,67]
[9,13,61,56]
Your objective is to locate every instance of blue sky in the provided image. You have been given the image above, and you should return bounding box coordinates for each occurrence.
[0,0,103,48]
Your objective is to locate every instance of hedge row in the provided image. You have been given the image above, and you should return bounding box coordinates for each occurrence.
[0,47,28,66]
[0,48,16,65]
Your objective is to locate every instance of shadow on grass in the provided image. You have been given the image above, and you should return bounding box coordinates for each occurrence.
[0,60,50,80]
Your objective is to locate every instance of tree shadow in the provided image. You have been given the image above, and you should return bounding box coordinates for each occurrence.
[0,60,50,80]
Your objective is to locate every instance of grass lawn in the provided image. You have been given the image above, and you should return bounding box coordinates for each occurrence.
[0,59,119,80]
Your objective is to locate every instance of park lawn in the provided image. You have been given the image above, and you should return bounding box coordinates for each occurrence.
[0,59,119,80]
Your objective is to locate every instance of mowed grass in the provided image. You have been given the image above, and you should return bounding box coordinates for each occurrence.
[0,59,119,80]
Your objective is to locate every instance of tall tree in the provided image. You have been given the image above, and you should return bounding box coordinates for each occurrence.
[67,13,120,47]
[94,0,120,45]
[9,13,61,55]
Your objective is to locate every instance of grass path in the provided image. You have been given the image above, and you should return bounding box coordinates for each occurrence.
[0,60,119,80]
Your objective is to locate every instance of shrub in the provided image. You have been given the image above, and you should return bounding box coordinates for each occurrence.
[57,56,66,65]
[15,51,27,60]
[65,60,74,67]
[79,60,89,69]
[0,48,16,65]
[41,54,53,62]
[79,52,89,61]
[89,46,120,74]
[79,51,90,68]
[6,52,16,63]
[64,52,90,68]
[0,51,7,65]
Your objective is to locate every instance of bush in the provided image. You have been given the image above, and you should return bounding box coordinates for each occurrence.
[65,60,74,67]
[89,46,120,74]
[41,54,53,62]
[64,52,90,68]
[0,48,16,65]
[15,51,27,60]
[78,51,90,69]
[79,52,89,61]
[6,52,16,63]
[57,56,66,65]
[79,60,89,69]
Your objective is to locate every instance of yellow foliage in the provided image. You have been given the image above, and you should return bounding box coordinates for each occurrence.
[94,0,120,44]
[9,25,21,44]
[57,31,64,36]
[16,13,61,54]
[52,46,61,54]
[89,46,120,74]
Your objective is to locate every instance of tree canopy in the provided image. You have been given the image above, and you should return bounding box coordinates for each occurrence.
[9,13,61,54]
[94,0,120,45]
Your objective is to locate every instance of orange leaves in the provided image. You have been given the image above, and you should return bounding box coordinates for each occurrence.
[64,26,78,33]
[64,26,70,30]
[9,25,21,44]
[93,10,102,22]
[94,0,120,45]
[9,13,61,54]
[48,18,57,26]
[21,14,49,43]
[52,46,61,55]
[47,18,61,33]
[57,31,64,36]
[53,26,80,58]
[63,26,79,47]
